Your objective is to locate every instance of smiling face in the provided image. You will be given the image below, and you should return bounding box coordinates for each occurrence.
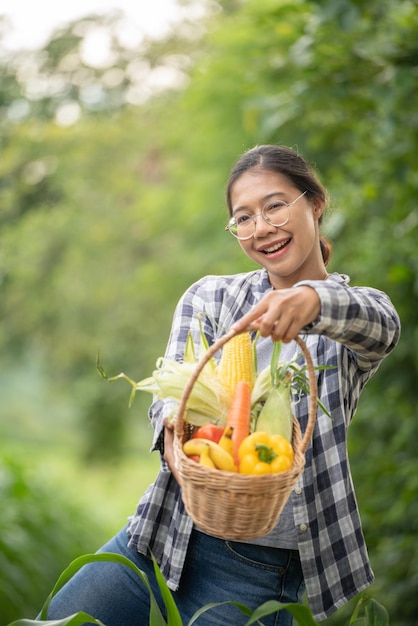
[230,168,326,289]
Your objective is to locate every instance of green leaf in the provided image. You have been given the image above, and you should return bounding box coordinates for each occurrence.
[349,595,389,626]
[365,597,390,625]
[187,600,252,626]
[151,554,182,625]
[242,600,318,625]
[7,613,105,625]
[39,553,165,625]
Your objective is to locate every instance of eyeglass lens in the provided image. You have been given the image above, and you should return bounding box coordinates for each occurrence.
[226,191,307,240]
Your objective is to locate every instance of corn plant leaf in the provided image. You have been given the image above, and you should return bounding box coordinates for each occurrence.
[7,614,105,625]
[243,600,318,625]
[186,600,252,626]
[349,595,389,626]
[39,553,165,625]
[364,597,390,626]
[151,554,182,626]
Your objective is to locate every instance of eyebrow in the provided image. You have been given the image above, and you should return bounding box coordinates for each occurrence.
[232,192,287,216]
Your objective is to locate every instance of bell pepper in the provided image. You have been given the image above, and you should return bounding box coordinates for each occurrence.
[238,431,294,475]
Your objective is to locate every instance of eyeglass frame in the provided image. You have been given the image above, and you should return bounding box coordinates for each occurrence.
[225,190,308,240]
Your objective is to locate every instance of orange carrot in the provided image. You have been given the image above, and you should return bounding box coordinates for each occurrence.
[226,380,251,466]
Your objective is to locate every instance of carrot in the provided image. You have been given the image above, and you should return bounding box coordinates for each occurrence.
[226,380,251,466]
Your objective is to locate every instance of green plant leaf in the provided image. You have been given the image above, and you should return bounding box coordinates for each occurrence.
[365,597,390,626]
[7,613,105,625]
[39,553,165,624]
[187,600,252,625]
[187,599,318,626]
[151,554,182,625]
[349,595,389,626]
[243,600,318,625]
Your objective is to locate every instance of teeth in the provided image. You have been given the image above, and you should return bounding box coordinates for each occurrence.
[263,240,289,253]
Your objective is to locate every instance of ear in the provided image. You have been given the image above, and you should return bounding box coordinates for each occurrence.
[313,198,325,220]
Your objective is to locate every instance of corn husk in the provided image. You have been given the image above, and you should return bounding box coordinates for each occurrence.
[136,357,229,426]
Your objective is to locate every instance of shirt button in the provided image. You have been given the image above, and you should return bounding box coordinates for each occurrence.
[300,523,308,532]
[294,487,302,495]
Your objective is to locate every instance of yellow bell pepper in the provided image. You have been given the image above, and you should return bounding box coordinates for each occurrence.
[238,431,294,475]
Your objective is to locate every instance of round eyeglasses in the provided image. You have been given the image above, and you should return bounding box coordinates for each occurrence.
[225,190,307,240]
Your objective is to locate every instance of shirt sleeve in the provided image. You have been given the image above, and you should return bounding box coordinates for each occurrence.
[296,277,401,371]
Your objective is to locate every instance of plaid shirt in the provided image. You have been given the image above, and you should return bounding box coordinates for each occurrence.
[127,270,400,621]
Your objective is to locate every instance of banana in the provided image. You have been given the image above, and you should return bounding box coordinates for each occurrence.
[218,426,234,456]
[208,440,238,473]
[199,443,216,468]
[183,438,238,473]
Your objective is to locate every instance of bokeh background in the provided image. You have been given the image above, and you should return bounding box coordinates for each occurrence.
[0,0,417,623]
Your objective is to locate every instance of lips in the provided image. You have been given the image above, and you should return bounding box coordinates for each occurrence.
[260,238,291,254]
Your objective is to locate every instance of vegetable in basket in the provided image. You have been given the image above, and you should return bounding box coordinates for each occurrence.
[192,423,224,443]
[238,432,294,475]
[97,324,327,447]
[224,379,251,465]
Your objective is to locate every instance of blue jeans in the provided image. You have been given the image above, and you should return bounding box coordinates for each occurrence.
[43,526,305,625]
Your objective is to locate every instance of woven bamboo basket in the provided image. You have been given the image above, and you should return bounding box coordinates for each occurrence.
[173,329,317,541]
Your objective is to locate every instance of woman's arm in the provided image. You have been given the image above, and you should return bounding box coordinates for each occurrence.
[233,279,400,370]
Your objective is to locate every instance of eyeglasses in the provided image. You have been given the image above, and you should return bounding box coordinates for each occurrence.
[225,190,307,240]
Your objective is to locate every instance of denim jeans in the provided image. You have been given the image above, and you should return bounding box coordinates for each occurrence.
[42,526,305,626]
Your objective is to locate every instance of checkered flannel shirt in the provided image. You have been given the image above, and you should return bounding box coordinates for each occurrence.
[127,270,400,621]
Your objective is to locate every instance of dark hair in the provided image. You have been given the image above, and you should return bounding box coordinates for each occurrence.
[226,145,332,265]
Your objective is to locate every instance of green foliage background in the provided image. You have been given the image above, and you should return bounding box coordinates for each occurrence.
[0,0,417,623]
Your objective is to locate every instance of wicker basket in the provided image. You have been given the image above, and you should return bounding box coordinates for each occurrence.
[173,329,317,541]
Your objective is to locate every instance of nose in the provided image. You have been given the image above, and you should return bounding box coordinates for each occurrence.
[253,212,276,237]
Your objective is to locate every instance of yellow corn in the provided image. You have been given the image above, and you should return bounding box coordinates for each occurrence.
[218,332,254,400]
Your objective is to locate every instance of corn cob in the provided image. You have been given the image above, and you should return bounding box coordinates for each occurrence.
[218,332,254,400]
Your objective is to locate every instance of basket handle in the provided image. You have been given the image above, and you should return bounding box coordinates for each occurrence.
[174,329,317,455]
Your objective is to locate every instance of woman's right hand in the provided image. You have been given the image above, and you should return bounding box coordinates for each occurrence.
[232,286,321,343]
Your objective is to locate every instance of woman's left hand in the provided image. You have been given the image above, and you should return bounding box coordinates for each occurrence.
[163,418,181,483]
[232,286,321,343]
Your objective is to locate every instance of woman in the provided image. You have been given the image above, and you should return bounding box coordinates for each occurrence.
[43,145,400,624]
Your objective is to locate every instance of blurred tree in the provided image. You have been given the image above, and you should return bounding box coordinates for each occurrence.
[0,7,206,124]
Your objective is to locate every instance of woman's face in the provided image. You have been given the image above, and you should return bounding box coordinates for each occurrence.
[229,168,325,289]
